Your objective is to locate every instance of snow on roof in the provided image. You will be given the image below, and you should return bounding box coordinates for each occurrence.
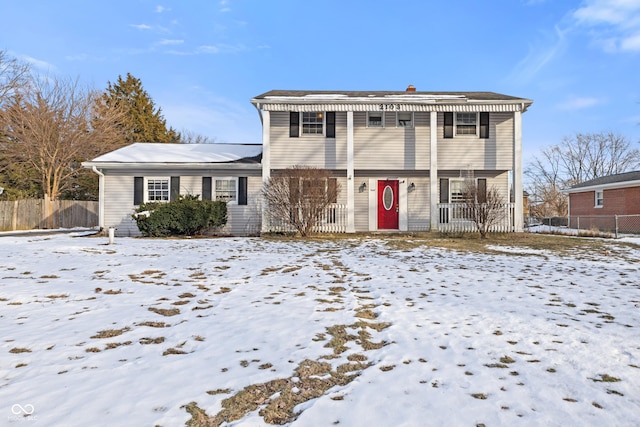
[89,143,262,164]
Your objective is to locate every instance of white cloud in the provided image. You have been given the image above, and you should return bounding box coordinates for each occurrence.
[219,0,231,12]
[130,24,153,31]
[157,39,184,46]
[572,0,640,52]
[509,26,568,83]
[197,43,246,54]
[19,54,55,71]
[155,5,170,13]
[556,95,602,111]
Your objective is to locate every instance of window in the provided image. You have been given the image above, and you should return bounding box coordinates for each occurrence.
[450,180,466,203]
[367,112,384,127]
[134,176,179,205]
[397,112,413,128]
[456,113,477,135]
[202,177,239,203]
[147,178,170,202]
[595,190,604,207]
[215,179,237,202]
[302,112,324,135]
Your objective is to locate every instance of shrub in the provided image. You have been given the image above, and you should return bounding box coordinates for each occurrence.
[133,195,227,237]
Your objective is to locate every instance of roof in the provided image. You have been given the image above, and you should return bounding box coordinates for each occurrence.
[83,143,262,169]
[251,90,533,113]
[565,170,640,193]
[253,90,529,102]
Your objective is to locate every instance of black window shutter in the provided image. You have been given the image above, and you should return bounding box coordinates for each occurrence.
[238,177,248,205]
[202,177,212,200]
[478,178,487,203]
[170,176,180,201]
[289,112,299,137]
[134,177,144,205]
[326,112,335,138]
[328,177,337,203]
[443,113,453,138]
[479,112,489,139]
[439,179,449,203]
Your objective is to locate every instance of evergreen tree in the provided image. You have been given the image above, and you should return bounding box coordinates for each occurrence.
[98,73,180,144]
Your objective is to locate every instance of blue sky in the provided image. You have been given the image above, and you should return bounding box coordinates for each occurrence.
[2,0,640,161]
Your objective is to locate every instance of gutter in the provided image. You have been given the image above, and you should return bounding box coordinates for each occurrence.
[561,179,640,194]
[91,166,105,230]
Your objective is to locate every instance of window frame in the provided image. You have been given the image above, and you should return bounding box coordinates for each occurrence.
[145,177,171,203]
[595,189,604,208]
[455,112,478,136]
[301,112,325,136]
[205,177,239,204]
[396,112,414,128]
[367,111,385,128]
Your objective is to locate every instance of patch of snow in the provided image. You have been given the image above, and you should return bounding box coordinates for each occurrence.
[0,235,639,426]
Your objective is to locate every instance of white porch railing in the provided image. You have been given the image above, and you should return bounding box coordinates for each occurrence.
[264,203,348,233]
[437,203,515,233]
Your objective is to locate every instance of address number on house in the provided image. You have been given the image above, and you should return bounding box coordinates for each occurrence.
[379,104,401,111]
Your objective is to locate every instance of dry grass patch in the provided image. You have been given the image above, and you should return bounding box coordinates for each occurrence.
[136,321,169,328]
[186,359,364,427]
[148,307,180,317]
[140,337,165,345]
[90,327,131,339]
[9,347,31,354]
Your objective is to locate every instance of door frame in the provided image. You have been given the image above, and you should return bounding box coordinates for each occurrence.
[368,178,408,231]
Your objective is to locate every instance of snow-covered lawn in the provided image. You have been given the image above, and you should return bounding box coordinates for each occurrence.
[1,232,639,426]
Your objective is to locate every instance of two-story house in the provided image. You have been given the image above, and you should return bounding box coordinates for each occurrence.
[251,86,533,233]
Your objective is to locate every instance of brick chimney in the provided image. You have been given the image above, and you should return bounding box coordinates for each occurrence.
[406,84,416,93]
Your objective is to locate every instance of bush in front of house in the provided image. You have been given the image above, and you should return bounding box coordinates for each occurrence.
[133,195,227,237]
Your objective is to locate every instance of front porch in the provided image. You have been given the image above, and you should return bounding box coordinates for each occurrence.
[262,202,516,234]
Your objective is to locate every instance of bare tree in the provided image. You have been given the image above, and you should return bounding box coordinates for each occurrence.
[0,75,126,201]
[179,129,218,144]
[462,180,507,239]
[0,50,30,105]
[526,132,640,218]
[262,166,340,237]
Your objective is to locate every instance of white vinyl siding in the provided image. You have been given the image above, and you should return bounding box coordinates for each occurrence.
[269,111,347,169]
[102,171,261,237]
[438,112,513,170]
[407,177,430,231]
[352,112,430,170]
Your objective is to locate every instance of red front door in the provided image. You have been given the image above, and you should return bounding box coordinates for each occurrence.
[377,180,399,229]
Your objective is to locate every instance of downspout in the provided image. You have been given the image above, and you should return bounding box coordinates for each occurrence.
[91,166,105,231]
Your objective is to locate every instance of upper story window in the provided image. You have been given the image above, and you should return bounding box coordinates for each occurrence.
[302,112,324,135]
[290,112,335,137]
[444,112,489,139]
[595,190,604,207]
[367,112,384,127]
[147,178,170,202]
[456,113,477,135]
[397,112,413,128]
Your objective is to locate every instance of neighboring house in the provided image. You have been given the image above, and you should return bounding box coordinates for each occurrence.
[83,143,262,236]
[563,171,640,233]
[251,87,532,233]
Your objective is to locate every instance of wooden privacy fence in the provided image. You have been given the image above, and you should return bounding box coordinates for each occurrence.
[0,199,98,231]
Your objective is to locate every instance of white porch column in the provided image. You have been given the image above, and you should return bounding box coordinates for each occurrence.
[261,110,270,233]
[513,110,523,232]
[346,111,355,233]
[429,111,439,231]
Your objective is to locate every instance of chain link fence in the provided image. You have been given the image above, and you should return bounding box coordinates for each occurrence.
[568,214,640,238]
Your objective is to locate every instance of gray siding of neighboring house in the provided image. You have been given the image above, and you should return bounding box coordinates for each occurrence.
[102,169,262,237]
